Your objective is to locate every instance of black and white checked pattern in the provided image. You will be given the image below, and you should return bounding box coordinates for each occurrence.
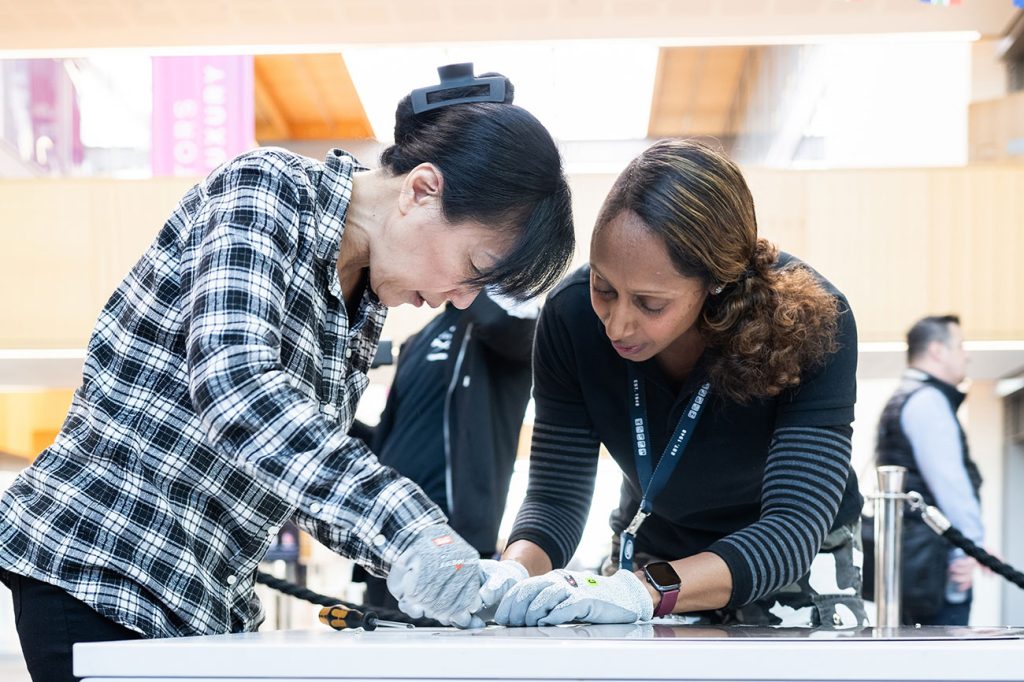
[0,148,446,638]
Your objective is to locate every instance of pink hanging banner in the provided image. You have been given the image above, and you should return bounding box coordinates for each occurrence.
[25,59,83,173]
[151,56,254,177]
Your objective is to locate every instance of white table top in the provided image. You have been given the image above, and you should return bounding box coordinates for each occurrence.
[75,624,1024,682]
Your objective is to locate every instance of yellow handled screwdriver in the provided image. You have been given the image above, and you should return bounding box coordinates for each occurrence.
[319,604,379,631]
[318,605,416,631]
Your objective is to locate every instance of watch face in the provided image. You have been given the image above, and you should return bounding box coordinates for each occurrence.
[644,561,681,591]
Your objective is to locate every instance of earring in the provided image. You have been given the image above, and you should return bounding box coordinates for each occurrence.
[712,285,724,295]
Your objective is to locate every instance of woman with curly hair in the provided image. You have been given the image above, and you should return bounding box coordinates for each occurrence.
[478,138,867,629]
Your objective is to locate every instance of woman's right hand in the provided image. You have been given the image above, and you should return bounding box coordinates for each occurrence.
[386,524,482,627]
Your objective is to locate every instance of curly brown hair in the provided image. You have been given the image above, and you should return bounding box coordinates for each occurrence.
[596,138,839,402]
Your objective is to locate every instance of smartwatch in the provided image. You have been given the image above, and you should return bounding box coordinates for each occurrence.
[643,561,681,618]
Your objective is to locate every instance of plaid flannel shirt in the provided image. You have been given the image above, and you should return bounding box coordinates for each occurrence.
[0,148,446,638]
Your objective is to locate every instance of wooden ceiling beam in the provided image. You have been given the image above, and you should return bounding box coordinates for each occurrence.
[722,48,761,138]
[253,53,373,141]
[647,46,754,140]
[254,57,292,141]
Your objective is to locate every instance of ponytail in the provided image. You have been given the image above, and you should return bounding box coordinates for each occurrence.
[701,239,840,402]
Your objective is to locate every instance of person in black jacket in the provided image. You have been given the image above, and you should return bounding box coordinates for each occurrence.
[876,315,984,625]
[352,287,537,610]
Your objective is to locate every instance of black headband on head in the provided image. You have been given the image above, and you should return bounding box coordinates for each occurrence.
[410,63,507,114]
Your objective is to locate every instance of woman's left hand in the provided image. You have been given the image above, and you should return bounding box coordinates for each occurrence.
[477,559,530,615]
[495,569,653,626]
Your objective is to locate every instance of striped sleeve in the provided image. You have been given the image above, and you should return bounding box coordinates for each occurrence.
[506,420,601,568]
[708,424,853,607]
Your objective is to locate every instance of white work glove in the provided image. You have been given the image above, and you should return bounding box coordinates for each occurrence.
[474,559,530,622]
[495,569,654,627]
[386,524,483,628]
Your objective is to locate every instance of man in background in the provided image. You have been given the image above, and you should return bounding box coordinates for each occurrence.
[351,288,537,610]
[876,315,984,625]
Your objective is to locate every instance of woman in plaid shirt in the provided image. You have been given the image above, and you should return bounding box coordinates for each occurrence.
[0,65,574,681]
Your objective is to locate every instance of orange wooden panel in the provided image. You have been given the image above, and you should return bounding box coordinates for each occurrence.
[254,60,292,140]
[31,429,60,456]
[648,46,754,139]
[254,54,373,142]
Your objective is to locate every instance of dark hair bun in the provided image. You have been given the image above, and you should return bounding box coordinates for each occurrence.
[391,71,515,144]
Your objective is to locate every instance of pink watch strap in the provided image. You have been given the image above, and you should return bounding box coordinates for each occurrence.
[654,588,679,617]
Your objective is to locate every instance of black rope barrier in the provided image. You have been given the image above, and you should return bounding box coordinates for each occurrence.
[256,571,343,608]
[905,491,1024,592]
[940,527,1024,591]
[255,571,439,628]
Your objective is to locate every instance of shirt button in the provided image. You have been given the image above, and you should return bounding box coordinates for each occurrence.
[345,348,353,359]
[373,534,387,547]
[226,575,237,586]
[310,502,323,514]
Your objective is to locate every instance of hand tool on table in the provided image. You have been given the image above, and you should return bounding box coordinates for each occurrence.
[318,604,415,631]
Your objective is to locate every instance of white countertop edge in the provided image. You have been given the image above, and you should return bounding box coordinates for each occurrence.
[74,629,1024,680]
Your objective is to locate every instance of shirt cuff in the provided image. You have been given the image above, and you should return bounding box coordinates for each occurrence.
[506,528,569,569]
[370,479,449,571]
[706,539,753,609]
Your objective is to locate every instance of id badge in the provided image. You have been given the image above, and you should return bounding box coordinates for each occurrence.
[618,509,649,572]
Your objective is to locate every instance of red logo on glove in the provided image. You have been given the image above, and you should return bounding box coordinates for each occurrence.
[435,559,467,570]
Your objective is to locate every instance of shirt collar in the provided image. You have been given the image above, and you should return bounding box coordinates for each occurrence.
[904,367,931,382]
[903,367,966,408]
[315,148,367,264]
[316,149,382,311]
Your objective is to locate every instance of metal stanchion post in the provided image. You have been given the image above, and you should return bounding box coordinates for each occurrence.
[874,465,906,630]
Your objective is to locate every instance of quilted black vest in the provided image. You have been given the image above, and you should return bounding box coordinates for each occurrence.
[876,370,981,507]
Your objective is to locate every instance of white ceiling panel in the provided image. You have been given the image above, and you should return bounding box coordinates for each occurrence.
[0,0,1017,55]
[344,43,658,142]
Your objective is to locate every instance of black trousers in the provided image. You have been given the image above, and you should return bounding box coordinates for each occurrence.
[2,570,142,682]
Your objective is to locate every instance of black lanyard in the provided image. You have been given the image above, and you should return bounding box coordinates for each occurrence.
[619,363,711,571]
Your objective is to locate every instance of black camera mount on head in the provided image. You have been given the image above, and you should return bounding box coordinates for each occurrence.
[410,63,507,114]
